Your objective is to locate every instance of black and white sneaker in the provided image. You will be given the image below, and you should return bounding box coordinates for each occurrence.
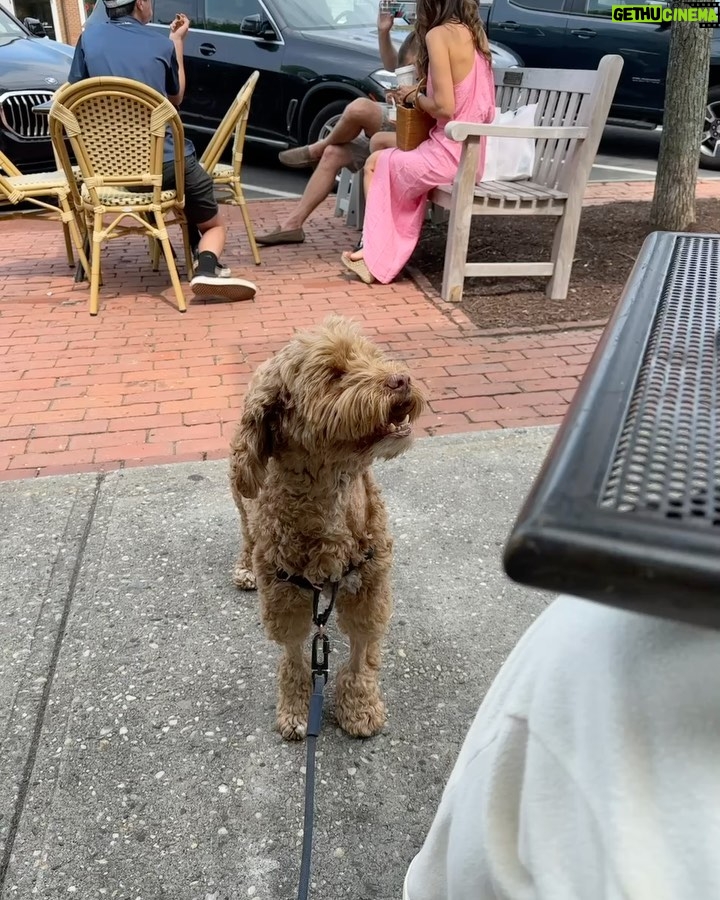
[192,248,231,278]
[190,273,257,302]
[191,250,256,301]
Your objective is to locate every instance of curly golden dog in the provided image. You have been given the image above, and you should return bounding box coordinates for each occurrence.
[229,316,425,741]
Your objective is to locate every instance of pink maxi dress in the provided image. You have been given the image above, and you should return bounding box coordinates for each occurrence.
[362,49,495,284]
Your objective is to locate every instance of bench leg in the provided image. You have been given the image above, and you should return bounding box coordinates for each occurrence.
[440,140,479,303]
[547,204,582,301]
[345,170,365,229]
[334,168,353,218]
[429,203,448,225]
[441,191,474,303]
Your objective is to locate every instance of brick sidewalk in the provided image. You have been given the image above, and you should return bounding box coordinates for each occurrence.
[1,180,718,481]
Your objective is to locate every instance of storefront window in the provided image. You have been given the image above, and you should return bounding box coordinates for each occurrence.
[12,0,55,39]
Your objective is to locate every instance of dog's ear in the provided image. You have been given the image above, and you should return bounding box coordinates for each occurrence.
[230,357,287,499]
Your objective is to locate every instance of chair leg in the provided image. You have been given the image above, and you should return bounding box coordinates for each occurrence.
[148,236,161,271]
[140,214,161,271]
[546,205,582,301]
[59,198,91,280]
[153,212,187,313]
[62,222,74,267]
[89,214,104,316]
[180,220,194,279]
[67,216,91,282]
[234,184,261,266]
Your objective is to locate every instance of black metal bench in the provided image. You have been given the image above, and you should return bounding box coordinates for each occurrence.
[503,230,720,630]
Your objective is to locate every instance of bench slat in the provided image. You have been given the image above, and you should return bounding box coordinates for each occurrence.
[432,180,568,206]
[496,65,600,94]
[465,262,555,277]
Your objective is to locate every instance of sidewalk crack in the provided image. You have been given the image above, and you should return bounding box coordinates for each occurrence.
[0,472,106,895]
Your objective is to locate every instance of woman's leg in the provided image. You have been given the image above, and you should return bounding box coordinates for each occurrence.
[341,141,439,285]
[346,150,383,262]
[369,131,397,153]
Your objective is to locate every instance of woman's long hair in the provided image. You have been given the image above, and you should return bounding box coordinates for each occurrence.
[414,0,492,83]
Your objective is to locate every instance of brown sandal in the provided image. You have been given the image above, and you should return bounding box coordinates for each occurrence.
[341,252,375,284]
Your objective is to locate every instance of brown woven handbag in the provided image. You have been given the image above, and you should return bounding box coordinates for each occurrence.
[396,82,434,151]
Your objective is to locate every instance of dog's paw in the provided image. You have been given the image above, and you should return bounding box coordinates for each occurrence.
[277,714,308,741]
[337,701,386,738]
[233,565,257,590]
[335,667,387,738]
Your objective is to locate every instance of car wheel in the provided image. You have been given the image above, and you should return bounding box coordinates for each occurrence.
[307,100,351,145]
[700,87,720,170]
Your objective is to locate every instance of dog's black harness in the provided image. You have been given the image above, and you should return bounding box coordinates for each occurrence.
[275,546,375,594]
[276,547,374,900]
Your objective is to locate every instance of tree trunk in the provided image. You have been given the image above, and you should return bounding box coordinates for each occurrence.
[649,16,712,231]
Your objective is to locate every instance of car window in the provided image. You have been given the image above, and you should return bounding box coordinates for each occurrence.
[0,5,28,36]
[152,0,200,25]
[280,0,380,29]
[204,0,266,32]
[584,0,666,15]
[509,0,567,12]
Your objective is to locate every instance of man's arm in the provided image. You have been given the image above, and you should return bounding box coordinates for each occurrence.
[377,7,398,70]
[167,13,189,106]
[67,37,88,83]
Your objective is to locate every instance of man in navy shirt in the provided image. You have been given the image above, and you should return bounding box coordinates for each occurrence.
[70,0,257,303]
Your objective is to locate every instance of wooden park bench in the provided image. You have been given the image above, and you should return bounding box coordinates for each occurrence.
[503,230,720,629]
[431,54,623,303]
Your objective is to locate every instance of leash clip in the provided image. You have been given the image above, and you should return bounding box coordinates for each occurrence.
[310,582,338,684]
[311,630,330,684]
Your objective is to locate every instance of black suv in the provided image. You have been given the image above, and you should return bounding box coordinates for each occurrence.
[86,0,520,151]
[0,3,73,172]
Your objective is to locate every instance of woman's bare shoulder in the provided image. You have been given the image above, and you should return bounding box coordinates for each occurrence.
[428,21,473,43]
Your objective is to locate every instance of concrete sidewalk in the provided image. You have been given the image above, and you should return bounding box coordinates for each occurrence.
[0,427,556,900]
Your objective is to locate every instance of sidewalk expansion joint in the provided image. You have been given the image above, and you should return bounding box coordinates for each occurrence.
[0,473,106,894]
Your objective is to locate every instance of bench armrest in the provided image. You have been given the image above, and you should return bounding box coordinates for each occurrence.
[444,121,589,141]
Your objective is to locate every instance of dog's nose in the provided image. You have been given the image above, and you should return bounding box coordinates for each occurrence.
[385,373,410,392]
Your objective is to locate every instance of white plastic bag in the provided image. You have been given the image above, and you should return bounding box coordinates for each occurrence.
[479,103,537,182]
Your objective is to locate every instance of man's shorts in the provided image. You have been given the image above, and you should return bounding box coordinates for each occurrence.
[346,103,396,173]
[162,152,218,226]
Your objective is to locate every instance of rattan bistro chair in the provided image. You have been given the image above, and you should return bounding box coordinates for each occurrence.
[199,70,261,265]
[0,149,90,279]
[49,76,194,316]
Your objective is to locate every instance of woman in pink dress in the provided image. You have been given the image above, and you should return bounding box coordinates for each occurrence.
[340,0,496,285]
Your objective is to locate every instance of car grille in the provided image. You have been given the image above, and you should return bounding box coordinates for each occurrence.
[0,91,55,141]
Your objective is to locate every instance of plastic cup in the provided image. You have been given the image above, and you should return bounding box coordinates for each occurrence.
[395,64,416,86]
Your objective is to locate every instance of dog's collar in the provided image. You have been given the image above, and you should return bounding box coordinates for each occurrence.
[276,547,375,593]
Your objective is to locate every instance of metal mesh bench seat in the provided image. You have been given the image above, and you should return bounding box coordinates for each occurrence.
[503,231,720,629]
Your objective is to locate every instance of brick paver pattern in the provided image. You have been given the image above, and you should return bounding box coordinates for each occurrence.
[2,180,719,480]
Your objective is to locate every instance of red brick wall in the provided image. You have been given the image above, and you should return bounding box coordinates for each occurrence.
[57,0,85,45]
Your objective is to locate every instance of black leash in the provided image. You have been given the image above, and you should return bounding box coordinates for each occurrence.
[276,549,374,899]
[296,581,339,900]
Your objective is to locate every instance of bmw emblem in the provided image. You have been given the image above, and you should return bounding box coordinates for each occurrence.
[44,77,58,85]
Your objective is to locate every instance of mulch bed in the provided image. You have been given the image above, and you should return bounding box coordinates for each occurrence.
[409,198,720,331]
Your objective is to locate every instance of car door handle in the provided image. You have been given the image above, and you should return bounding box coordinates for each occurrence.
[199,42,216,56]
[570,27,596,37]
[498,20,520,30]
